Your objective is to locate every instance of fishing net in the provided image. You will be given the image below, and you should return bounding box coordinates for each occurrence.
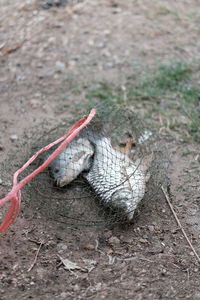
[0,104,169,229]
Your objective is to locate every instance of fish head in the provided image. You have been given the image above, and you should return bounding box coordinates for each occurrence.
[49,138,94,187]
[111,189,137,221]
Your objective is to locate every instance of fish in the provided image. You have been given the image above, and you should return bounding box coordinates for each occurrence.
[48,136,94,187]
[84,133,146,220]
[49,130,146,220]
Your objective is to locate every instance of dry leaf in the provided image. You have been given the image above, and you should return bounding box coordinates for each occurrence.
[114,250,124,256]
[105,248,113,255]
[139,238,149,244]
[83,244,95,250]
[83,259,97,272]
[2,42,23,56]
[58,255,83,271]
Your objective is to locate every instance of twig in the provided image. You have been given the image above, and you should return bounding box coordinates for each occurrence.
[139,257,154,263]
[95,239,105,255]
[28,240,44,272]
[161,186,200,264]
[28,238,43,245]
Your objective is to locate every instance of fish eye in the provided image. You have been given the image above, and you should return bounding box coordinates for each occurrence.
[54,168,59,173]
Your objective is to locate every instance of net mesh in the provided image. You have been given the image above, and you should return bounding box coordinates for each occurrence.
[0,104,170,227]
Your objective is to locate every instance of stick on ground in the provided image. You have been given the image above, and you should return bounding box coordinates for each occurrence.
[28,240,44,272]
[161,186,200,264]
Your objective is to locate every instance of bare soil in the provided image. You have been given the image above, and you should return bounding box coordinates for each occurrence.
[0,1,200,299]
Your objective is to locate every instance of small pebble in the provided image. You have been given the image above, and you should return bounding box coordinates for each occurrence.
[143,234,148,239]
[102,49,111,57]
[32,10,38,16]
[104,230,112,239]
[10,135,18,142]
[161,268,167,275]
[105,62,114,69]
[108,236,120,245]
[96,42,105,49]
[72,285,79,292]
[112,7,122,14]
[88,40,94,46]
[103,29,111,35]
[68,60,76,70]
[57,242,68,250]
[55,61,66,72]
[120,235,133,244]
[83,49,91,55]
[59,292,69,299]
[30,99,41,109]
[148,225,155,232]
[189,209,197,216]
[16,75,26,82]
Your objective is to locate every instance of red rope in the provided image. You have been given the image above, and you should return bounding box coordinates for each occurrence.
[0,109,96,232]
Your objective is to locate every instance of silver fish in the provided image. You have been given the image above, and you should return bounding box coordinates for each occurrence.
[49,137,94,187]
[49,131,146,220]
[85,135,146,220]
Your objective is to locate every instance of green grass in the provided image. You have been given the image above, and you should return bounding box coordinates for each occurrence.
[179,85,200,142]
[187,107,200,142]
[128,62,192,101]
[85,62,200,142]
[187,12,199,19]
[153,63,191,89]
[156,6,172,16]
[85,82,128,112]
[124,62,193,109]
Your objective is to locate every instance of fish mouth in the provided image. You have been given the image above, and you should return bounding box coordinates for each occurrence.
[55,176,75,187]
[110,189,136,220]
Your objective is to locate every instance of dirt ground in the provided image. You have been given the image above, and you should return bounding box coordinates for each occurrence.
[0,0,200,299]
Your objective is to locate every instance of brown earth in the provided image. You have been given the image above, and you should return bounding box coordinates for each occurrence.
[0,1,200,299]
